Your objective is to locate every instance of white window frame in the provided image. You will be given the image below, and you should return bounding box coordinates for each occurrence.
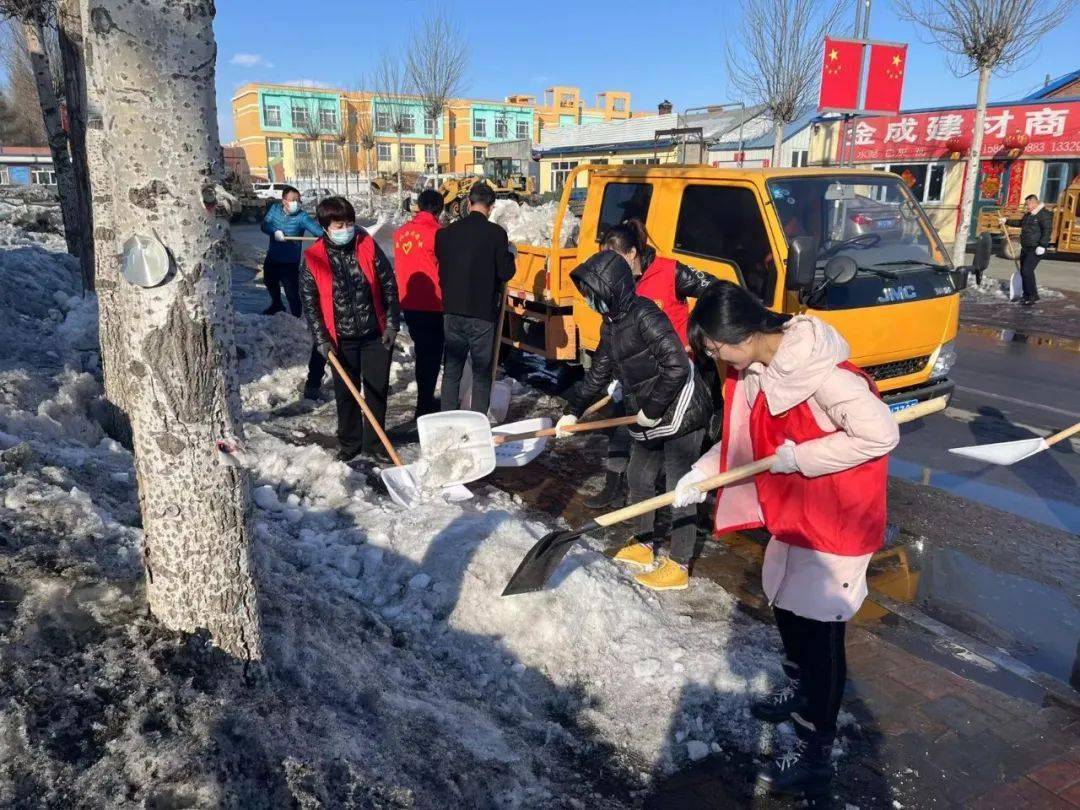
[321,141,338,160]
[473,146,487,163]
[291,105,310,128]
[878,161,946,204]
[473,117,487,138]
[266,138,283,158]
[294,139,312,157]
[376,108,392,131]
[516,120,530,140]
[494,118,509,139]
[424,144,437,164]
[30,167,56,186]
[613,97,626,112]
[319,107,337,130]
[550,159,579,191]
[423,116,435,136]
[400,144,416,162]
[264,104,281,127]
[377,143,392,162]
[400,111,416,133]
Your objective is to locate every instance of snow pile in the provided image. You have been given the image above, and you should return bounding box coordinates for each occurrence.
[966,273,1066,300]
[490,199,580,247]
[0,185,65,243]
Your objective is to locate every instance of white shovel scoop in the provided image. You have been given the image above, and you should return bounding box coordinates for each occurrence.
[948,421,1080,466]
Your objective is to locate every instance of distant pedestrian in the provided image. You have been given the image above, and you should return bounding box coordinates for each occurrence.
[680,282,898,798]
[1013,194,1053,306]
[394,189,445,419]
[435,183,516,416]
[300,197,400,463]
[260,185,323,315]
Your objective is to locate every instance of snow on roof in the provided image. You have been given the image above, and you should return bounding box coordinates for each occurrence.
[709,108,817,151]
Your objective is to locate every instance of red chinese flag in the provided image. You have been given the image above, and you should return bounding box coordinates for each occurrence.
[818,37,864,112]
[864,43,907,114]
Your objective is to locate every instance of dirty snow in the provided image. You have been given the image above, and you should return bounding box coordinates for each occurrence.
[0,214,783,806]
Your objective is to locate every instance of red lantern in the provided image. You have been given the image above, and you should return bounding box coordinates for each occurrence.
[1003,132,1029,151]
[944,135,972,155]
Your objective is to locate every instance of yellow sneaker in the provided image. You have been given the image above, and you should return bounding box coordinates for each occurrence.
[635,558,689,591]
[613,542,654,568]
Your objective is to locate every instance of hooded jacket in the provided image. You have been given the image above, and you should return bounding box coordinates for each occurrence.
[261,202,323,264]
[566,251,711,444]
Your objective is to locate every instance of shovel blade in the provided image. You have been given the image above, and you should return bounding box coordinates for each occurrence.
[416,411,497,486]
[948,437,1048,466]
[502,528,582,596]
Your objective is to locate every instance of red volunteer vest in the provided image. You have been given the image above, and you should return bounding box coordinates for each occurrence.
[635,256,689,346]
[393,212,442,312]
[715,362,888,556]
[304,234,384,346]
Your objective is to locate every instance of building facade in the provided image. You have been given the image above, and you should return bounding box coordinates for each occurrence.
[232,82,634,185]
[807,69,1080,243]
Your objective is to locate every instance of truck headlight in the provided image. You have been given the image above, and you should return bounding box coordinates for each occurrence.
[930,341,956,380]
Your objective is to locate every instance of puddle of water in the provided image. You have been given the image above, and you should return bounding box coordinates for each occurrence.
[864,539,1079,689]
[890,456,1080,534]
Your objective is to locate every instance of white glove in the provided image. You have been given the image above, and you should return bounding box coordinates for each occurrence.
[636,409,662,428]
[672,467,709,508]
[770,440,799,474]
[555,414,578,438]
[606,379,623,403]
[1035,246,1045,256]
[273,230,286,242]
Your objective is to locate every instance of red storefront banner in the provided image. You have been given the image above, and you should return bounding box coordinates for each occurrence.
[841,100,1080,162]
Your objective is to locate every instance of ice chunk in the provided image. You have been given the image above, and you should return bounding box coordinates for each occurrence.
[686,741,710,761]
[407,572,431,591]
[253,485,282,512]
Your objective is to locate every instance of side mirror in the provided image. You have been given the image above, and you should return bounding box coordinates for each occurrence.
[785,235,818,291]
[973,231,992,273]
[824,255,858,285]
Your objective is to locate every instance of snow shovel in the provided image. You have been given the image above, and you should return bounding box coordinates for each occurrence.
[1000,219,1024,300]
[948,420,1080,466]
[502,396,948,596]
[490,396,614,468]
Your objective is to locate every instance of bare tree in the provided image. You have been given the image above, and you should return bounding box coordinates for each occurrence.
[297,103,325,189]
[0,4,90,273]
[727,0,844,167]
[0,23,47,143]
[407,11,468,174]
[896,0,1072,265]
[82,0,261,659]
[375,50,413,200]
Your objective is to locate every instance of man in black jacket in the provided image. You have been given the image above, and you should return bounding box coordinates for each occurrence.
[300,197,400,462]
[557,251,712,591]
[435,183,516,416]
[1014,194,1054,306]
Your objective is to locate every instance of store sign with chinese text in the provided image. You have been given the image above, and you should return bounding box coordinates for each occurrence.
[843,101,1080,162]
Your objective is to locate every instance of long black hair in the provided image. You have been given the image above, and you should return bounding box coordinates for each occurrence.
[688,281,792,355]
[600,219,656,267]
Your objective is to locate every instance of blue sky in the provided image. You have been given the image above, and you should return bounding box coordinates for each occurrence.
[213,0,1078,143]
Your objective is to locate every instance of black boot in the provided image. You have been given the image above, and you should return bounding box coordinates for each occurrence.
[751,679,808,724]
[583,470,625,509]
[757,720,834,798]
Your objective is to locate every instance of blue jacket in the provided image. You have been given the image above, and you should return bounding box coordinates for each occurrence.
[261,202,323,264]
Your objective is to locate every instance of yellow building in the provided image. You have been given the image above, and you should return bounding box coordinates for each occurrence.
[231,82,636,186]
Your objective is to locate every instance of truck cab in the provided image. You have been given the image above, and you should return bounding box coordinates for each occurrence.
[502,165,987,408]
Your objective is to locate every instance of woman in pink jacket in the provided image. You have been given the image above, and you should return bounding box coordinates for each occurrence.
[675,281,899,798]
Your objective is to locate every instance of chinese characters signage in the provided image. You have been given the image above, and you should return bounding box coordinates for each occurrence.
[842,101,1080,162]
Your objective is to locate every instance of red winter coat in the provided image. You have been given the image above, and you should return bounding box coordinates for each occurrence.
[393,212,442,312]
[634,256,716,347]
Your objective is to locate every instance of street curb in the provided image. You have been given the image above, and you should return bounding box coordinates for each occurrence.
[958,320,1080,352]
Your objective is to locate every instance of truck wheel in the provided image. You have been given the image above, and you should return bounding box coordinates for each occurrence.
[1000,239,1021,260]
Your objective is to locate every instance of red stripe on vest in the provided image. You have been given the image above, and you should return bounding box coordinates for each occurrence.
[715,362,888,556]
[635,256,690,346]
[304,234,384,346]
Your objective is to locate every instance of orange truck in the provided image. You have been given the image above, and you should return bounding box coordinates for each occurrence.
[501,164,990,411]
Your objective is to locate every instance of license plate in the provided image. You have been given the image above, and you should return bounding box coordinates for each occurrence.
[878,219,895,228]
[889,399,918,413]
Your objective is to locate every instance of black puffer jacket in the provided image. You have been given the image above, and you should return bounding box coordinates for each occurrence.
[300,231,399,348]
[1018,205,1053,249]
[566,251,711,445]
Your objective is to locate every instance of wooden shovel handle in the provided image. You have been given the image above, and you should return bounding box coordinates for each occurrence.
[327,351,403,467]
[583,394,613,417]
[281,235,318,241]
[493,414,639,445]
[1046,421,1080,447]
[592,394,945,528]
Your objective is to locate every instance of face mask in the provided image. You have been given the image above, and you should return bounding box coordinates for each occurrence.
[285,200,300,214]
[328,226,355,246]
[585,290,608,315]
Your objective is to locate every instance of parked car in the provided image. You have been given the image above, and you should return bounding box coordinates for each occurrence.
[841,194,905,242]
[252,182,293,201]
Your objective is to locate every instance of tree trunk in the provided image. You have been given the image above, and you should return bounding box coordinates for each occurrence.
[23,18,86,263]
[79,0,130,437]
[84,0,262,660]
[771,121,785,168]
[432,114,440,173]
[57,0,96,291]
[952,66,991,267]
[396,131,404,201]
[361,147,374,215]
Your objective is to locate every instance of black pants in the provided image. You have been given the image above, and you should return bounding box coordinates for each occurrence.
[1019,247,1042,300]
[602,401,632,475]
[441,313,495,416]
[774,606,847,737]
[330,336,392,455]
[626,428,705,566]
[264,258,302,315]
[403,309,444,417]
